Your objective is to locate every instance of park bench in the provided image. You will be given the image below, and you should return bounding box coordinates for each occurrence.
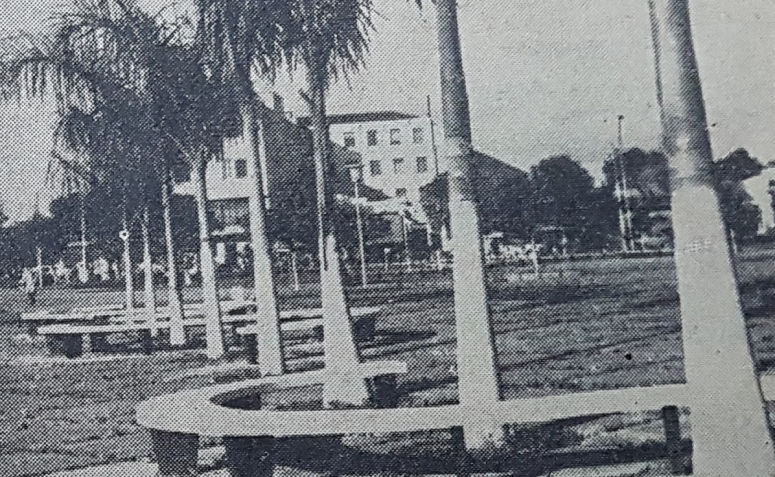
[37,306,380,359]
[20,300,255,335]
[37,314,259,358]
[136,360,408,477]
[236,306,380,364]
[136,373,691,477]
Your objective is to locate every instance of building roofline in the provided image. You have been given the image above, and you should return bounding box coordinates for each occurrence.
[297,111,419,128]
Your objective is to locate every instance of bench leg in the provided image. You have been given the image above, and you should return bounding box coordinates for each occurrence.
[89,333,108,353]
[231,324,243,348]
[244,334,258,365]
[370,375,398,409]
[224,436,275,477]
[47,334,83,359]
[353,318,376,343]
[139,330,154,355]
[151,429,199,477]
[662,405,686,475]
[313,325,324,342]
[451,426,471,477]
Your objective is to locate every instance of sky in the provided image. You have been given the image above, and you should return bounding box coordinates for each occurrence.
[0,0,773,222]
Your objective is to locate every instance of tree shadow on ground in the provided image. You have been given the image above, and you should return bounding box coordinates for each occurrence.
[269,425,691,476]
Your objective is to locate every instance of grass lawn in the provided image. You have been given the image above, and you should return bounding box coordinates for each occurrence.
[2,252,775,476]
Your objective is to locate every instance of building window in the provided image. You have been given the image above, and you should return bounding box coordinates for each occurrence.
[234,159,248,178]
[221,158,233,180]
[393,157,405,174]
[416,156,428,173]
[367,130,378,146]
[390,128,401,145]
[396,188,407,198]
[343,132,355,148]
[370,160,382,176]
[413,127,424,144]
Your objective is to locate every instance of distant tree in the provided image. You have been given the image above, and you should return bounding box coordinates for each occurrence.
[602,148,671,242]
[714,148,763,241]
[474,153,532,238]
[419,174,450,240]
[529,156,607,248]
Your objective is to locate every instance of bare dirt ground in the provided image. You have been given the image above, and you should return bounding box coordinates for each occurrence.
[2,251,775,476]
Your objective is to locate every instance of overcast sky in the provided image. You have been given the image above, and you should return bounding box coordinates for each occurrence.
[0,0,773,222]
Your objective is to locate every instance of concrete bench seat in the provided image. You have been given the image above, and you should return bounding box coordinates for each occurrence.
[37,314,260,358]
[137,360,408,476]
[137,381,689,477]
[37,306,380,359]
[21,300,253,325]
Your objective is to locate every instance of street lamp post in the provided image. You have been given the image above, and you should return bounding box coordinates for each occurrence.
[346,164,368,287]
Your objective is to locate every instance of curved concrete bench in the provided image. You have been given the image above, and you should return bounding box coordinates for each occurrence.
[137,381,690,477]
[137,360,409,477]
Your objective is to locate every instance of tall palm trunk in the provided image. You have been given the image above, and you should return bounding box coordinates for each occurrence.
[307,67,369,407]
[648,1,775,474]
[243,101,284,376]
[122,205,134,311]
[193,155,225,359]
[435,0,502,448]
[163,170,185,347]
[80,193,87,268]
[141,204,156,335]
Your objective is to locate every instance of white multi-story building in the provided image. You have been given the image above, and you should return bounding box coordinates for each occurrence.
[325,112,440,205]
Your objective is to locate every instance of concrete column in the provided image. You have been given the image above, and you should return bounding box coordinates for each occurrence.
[435,0,503,449]
[193,157,225,360]
[649,1,775,475]
[244,103,284,376]
[163,176,186,347]
[142,206,157,337]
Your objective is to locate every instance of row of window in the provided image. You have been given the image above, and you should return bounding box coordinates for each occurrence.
[344,127,424,148]
[369,157,429,176]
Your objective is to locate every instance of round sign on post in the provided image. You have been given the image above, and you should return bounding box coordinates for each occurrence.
[119,230,130,241]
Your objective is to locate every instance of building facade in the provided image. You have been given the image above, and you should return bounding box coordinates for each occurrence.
[324,112,440,205]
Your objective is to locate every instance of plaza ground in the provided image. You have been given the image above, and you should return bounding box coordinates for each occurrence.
[2,250,775,476]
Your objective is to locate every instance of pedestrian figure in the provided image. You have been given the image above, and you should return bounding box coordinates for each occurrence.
[21,268,36,306]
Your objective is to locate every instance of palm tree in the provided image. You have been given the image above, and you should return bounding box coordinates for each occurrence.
[194,0,291,374]
[45,148,93,276]
[285,0,376,406]
[197,0,376,399]
[410,0,502,447]
[0,0,236,357]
